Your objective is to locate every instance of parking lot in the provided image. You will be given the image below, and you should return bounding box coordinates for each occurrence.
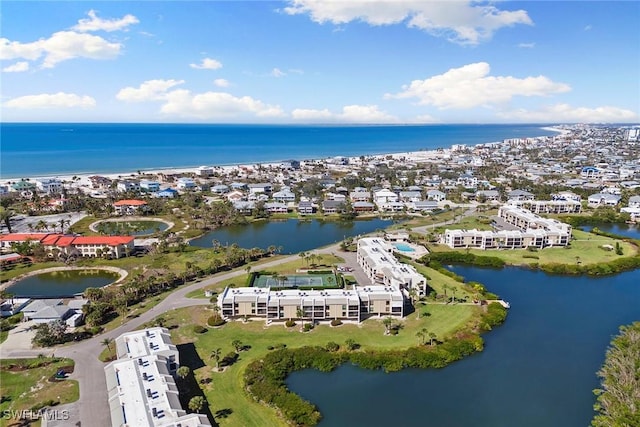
[3,212,88,234]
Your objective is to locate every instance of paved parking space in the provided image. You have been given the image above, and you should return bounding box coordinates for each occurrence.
[3,212,88,234]
[0,320,36,357]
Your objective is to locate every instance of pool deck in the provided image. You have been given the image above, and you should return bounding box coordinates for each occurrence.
[392,242,429,260]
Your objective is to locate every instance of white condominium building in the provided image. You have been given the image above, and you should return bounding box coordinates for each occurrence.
[105,355,209,427]
[356,237,426,295]
[105,328,211,427]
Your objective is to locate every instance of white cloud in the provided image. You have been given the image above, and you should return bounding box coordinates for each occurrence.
[190,57,223,70]
[386,62,571,109]
[2,61,29,72]
[498,104,639,123]
[116,79,185,102]
[213,78,230,88]
[0,31,122,68]
[292,104,397,123]
[72,10,139,32]
[518,42,535,48]
[271,67,286,77]
[4,92,96,109]
[160,90,285,119]
[284,0,533,45]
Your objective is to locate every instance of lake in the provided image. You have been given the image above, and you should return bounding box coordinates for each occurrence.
[581,222,640,239]
[287,230,640,426]
[189,218,394,254]
[6,269,120,298]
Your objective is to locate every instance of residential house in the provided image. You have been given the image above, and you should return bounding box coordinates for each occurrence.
[117,180,140,193]
[272,187,296,203]
[410,200,439,212]
[353,201,376,213]
[322,200,344,214]
[196,166,215,177]
[248,183,272,194]
[176,177,197,191]
[264,202,288,213]
[398,191,422,203]
[113,199,148,215]
[140,180,160,192]
[350,191,371,202]
[426,189,446,202]
[155,188,178,198]
[211,184,229,194]
[507,189,534,201]
[587,193,622,207]
[297,201,315,215]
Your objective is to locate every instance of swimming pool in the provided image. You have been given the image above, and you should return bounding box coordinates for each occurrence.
[393,243,415,252]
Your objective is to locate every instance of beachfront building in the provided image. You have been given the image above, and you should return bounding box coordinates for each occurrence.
[105,327,210,427]
[117,180,141,193]
[356,237,426,296]
[36,178,63,195]
[113,199,148,215]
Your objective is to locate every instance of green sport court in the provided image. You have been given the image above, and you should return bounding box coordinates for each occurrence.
[251,273,337,289]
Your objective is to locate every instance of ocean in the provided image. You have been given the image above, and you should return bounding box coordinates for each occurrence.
[0,123,558,179]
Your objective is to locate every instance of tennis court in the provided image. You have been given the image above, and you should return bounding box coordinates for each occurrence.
[252,273,336,289]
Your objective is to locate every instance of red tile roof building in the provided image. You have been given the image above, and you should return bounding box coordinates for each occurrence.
[0,233,134,259]
[113,199,148,216]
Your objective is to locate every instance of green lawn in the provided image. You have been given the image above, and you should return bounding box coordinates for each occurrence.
[161,293,479,427]
[429,229,638,267]
[0,358,79,427]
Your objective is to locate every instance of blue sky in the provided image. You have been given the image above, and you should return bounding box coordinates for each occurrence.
[1,1,638,123]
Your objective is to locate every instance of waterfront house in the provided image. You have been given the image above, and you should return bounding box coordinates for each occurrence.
[36,178,63,195]
[272,187,296,203]
[350,191,371,202]
[410,200,439,212]
[113,199,148,215]
[373,189,398,205]
[196,166,215,177]
[322,200,344,214]
[233,201,255,214]
[297,201,315,215]
[353,201,376,213]
[264,202,289,214]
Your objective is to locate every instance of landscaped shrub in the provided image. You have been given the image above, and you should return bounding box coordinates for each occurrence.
[207,316,226,327]
[303,323,313,332]
[330,319,342,327]
[479,303,508,331]
[285,319,296,328]
[193,325,207,334]
[325,342,340,352]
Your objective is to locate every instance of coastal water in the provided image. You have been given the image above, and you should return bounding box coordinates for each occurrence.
[581,223,640,239]
[6,269,119,298]
[0,123,557,178]
[287,266,640,427]
[189,218,393,254]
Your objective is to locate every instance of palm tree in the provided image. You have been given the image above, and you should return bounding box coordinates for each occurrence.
[429,332,437,346]
[101,337,113,353]
[58,218,70,234]
[177,366,191,380]
[382,316,394,335]
[231,339,243,353]
[296,307,305,328]
[0,208,16,233]
[416,330,425,345]
[210,348,222,371]
[298,251,307,267]
[188,396,205,413]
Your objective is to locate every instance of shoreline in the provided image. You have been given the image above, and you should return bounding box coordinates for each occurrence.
[0,126,566,186]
